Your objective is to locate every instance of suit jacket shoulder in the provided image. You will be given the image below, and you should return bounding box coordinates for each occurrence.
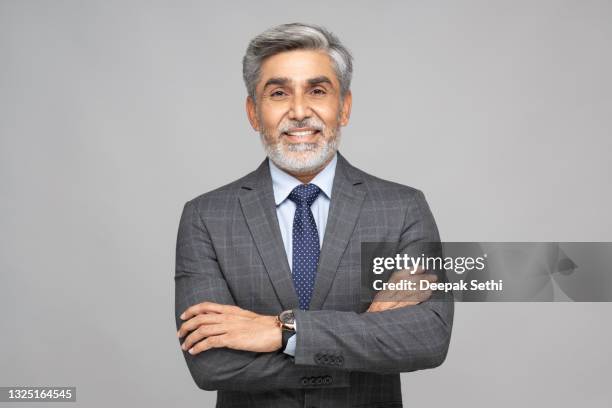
[347,160,423,197]
[184,163,264,216]
[339,154,432,215]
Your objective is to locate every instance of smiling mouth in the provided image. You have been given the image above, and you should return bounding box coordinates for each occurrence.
[283,129,321,137]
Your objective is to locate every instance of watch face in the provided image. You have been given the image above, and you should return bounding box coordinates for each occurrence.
[279,310,295,325]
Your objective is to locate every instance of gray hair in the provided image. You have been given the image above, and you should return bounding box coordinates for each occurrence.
[242,23,353,102]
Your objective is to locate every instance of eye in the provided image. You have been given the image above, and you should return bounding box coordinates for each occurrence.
[311,88,326,96]
[270,90,287,98]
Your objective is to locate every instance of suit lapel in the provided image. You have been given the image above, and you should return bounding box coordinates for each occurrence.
[309,153,366,310]
[238,159,299,310]
[239,153,366,311]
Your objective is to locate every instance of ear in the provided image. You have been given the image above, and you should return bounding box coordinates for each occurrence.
[246,96,260,131]
[339,90,352,127]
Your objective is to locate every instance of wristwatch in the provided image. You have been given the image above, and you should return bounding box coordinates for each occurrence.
[277,310,296,350]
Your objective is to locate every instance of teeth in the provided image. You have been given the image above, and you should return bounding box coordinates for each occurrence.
[286,130,316,136]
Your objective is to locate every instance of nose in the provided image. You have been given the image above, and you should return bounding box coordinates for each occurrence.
[288,93,311,121]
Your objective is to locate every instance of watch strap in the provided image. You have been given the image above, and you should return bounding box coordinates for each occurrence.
[281,329,294,350]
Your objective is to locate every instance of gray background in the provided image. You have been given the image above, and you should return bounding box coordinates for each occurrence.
[1,0,611,406]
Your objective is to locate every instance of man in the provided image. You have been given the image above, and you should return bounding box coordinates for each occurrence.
[175,23,454,408]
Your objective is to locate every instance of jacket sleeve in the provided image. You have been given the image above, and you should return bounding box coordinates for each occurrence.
[293,190,454,373]
[174,199,350,391]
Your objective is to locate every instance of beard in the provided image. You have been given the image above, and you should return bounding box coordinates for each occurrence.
[258,114,342,175]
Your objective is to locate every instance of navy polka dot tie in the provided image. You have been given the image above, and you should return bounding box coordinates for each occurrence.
[288,183,321,310]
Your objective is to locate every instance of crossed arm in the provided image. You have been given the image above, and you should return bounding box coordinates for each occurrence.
[175,193,453,391]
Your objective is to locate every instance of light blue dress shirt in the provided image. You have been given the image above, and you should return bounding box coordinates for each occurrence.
[269,153,337,356]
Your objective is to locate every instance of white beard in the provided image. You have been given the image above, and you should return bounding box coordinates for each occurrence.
[258,111,343,175]
[260,129,341,175]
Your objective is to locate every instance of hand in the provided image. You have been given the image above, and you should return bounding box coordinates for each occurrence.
[177,302,282,355]
[366,267,438,313]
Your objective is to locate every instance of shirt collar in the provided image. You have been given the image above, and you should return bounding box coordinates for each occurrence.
[269,153,337,206]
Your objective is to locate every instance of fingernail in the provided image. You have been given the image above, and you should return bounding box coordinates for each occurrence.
[181,343,186,350]
[180,313,186,319]
[177,331,181,338]
[188,348,194,354]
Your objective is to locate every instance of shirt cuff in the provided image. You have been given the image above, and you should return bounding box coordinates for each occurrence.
[282,320,297,356]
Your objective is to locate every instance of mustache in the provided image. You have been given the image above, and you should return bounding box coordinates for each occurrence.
[278,118,325,134]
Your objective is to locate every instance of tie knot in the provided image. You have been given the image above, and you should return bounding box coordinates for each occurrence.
[288,184,321,207]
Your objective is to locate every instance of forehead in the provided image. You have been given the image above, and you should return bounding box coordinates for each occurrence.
[258,49,339,88]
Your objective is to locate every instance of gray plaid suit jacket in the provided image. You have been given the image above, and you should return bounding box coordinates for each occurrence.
[175,152,454,408]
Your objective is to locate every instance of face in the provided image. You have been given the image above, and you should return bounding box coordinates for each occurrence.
[246,49,352,175]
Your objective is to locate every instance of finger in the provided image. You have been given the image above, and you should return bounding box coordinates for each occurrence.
[366,304,379,312]
[422,273,438,283]
[180,302,251,320]
[387,277,436,302]
[411,266,426,275]
[390,300,420,309]
[371,290,393,302]
[399,284,433,301]
[401,273,437,286]
[414,289,433,303]
[380,301,400,311]
[177,313,228,338]
[188,334,228,355]
[182,324,228,351]
[367,298,385,312]
[368,291,388,311]
[389,268,426,284]
[381,301,413,311]
[368,301,399,313]
[388,271,413,283]
[203,303,255,318]
[366,302,379,312]
[378,290,400,303]
[180,301,222,320]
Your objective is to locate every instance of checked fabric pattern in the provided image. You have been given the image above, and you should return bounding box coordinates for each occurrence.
[288,183,321,310]
[174,152,454,407]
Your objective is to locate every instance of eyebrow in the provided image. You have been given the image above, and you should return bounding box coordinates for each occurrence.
[263,77,290,89]
[262,75,335,90]
[307,76,333,87]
